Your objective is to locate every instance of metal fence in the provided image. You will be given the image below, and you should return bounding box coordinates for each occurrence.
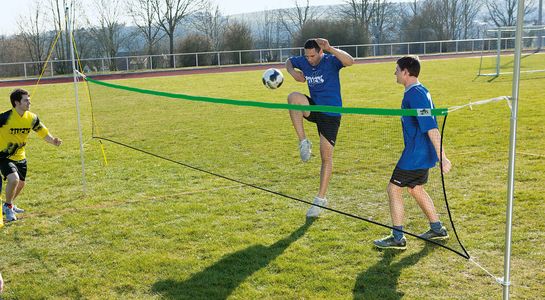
[0,36,541,80]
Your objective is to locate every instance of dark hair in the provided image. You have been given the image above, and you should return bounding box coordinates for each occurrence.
[304,39,321,53]
[10,88,29,107]
[396,56,421,77]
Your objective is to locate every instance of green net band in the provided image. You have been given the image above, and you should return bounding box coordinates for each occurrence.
[85,77,448,116]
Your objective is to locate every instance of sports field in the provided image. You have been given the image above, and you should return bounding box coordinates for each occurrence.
[0,54,544,299]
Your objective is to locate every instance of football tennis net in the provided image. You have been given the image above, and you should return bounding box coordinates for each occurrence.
[84,76,469,258]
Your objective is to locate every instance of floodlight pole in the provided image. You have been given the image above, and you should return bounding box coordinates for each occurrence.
[503,0,525,299]
[67,3,87,193]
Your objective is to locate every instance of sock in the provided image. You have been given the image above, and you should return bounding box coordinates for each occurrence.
[430,221,443,233]
[393,225,404,241]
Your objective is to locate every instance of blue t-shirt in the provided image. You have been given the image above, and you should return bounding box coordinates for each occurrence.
[289,54,344,116]
[397,83,439,170]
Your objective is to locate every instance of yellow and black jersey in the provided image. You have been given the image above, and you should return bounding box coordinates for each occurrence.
[0,108,49,161]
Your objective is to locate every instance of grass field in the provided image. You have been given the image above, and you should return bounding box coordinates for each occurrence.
[0,53,544,299]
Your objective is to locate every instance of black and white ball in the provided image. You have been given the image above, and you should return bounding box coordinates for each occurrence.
[262,68,284,89]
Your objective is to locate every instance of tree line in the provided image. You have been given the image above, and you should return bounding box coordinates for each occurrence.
[0,0,540,75]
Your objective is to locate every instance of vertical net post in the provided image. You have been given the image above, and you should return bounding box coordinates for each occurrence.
[503,1,525,299]
[68,2,87,193]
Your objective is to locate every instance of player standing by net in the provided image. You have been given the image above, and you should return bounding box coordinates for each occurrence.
[1,89,62,222]
[285,38,354,218]
[374,56,452,250]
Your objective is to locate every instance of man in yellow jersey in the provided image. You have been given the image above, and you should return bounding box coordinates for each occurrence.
[1,89,62,222]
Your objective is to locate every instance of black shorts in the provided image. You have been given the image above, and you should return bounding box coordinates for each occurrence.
[0,158,27,181]
[303,96,341,147]
[390,166,429,188]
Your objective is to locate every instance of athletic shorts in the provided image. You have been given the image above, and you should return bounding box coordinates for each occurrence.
[0,158,27,182]
[390,166,429,188]
[303,96,341,147]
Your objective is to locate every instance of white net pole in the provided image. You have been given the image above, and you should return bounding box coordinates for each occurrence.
[503,0,525,299]
[68,2,87,193]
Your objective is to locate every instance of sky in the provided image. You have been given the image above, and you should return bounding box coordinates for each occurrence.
[0,0,347,36]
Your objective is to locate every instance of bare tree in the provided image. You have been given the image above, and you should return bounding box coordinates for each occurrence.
[222,20,254,64]
[18,1,49,74]
[191,1,227,51]
[459,0,482,38]
[89,0,130,71]
[341,0,375,44]
[49,0,71,73]
[152,0,204,67]
[277,0,325,40]
[371,0,398,45]
[485,0,536,27]
[128,0,164,55]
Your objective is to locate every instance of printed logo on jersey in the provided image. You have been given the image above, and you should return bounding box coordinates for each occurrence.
[10,128,31,134]
[305,72,325,87]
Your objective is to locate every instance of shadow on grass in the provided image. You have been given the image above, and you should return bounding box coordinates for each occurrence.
[353,243,435,300]
[152,218,315,299]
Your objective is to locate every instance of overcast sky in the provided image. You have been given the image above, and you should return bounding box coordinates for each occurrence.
[0,0,347,36]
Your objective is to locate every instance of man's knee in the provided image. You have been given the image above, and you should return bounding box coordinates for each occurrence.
[7,173,20,184]
[287,92,307,104]
[407,186,422,197]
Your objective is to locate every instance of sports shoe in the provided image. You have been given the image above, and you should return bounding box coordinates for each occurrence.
[373,235,407,250]
[306,196,327,218]
[419,226,449,241]
[299,139,312,162]
[2,203,17,222]
[12,205,25,214]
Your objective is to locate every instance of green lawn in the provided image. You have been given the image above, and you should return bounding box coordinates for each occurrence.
[0,53,544,299]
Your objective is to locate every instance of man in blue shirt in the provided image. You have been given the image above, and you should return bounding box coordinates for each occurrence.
[285,38,354,218]
[374,56,452,250]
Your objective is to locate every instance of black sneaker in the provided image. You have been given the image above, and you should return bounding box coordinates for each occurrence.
[419,226,449,241]
[373,235,407,250]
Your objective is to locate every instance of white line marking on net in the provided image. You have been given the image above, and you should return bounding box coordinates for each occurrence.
[448,96,511,113]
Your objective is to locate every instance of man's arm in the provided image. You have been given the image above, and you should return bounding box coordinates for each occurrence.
[428,128,451,174]
[285,58,306,82]
[44,133,62,146]
[316,38,355,67]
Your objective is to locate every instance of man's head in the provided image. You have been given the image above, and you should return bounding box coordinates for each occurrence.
[395,56,420,85]
[304,39,323,66]
[10,88,31,110]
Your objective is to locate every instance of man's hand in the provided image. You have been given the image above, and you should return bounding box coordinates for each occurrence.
[52,137,62,147]
[441,156,452,174]
[45,134,62,146]
[316,38,332,52]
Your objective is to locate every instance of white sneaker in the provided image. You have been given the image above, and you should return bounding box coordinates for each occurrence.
[13,205,25,214]
[299,139,312,162]
[2,203,17,222]
[306,196,327,218]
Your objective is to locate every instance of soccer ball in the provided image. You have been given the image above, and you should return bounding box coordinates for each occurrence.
[262,68,284,89]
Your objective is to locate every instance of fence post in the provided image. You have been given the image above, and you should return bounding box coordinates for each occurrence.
[259,50,262,63]
[196,53,199,67]
[150,56,153,70]
[456,40,459,53]
[50,61,54,77]
[407,43,410,54]
[218,52,221,66]
[24,63,27,78]
[239,51,242,65]
[173,55,177,68]
[126,57,129,71]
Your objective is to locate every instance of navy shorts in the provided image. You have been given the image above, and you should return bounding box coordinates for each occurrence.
[303,96,341,147]
[0,158,28,181]
[390,166,429,188]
